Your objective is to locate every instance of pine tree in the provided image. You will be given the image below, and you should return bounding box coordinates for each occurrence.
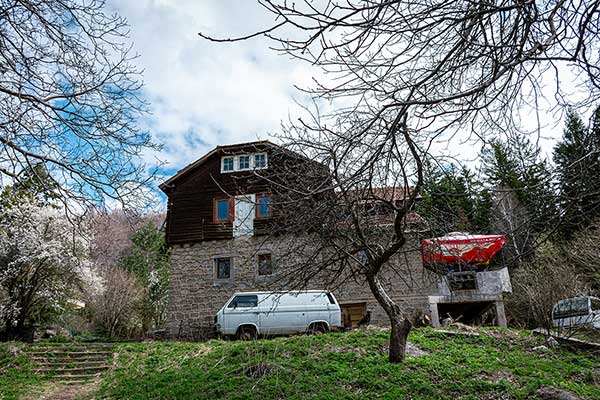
[418,162,492,236]
[119,223,170,332]
[481,136,557,234]
[553,108,600,237]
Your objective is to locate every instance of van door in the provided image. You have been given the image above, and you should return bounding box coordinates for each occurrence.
[223,295,259,334]
[305,292,329,331]
[259,294,307,335]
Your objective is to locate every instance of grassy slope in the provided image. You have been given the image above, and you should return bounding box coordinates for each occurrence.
[95,328,599,400]
[0,342,44,400]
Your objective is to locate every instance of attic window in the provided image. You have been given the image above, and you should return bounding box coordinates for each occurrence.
[222,157,234,172]
[221,153,268,173]
[239,155,250,170]
[254,153,267,169]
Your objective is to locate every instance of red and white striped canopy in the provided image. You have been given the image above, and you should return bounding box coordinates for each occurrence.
[422,232,507,266]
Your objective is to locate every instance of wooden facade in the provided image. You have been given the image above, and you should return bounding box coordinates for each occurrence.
[160,141,296,245]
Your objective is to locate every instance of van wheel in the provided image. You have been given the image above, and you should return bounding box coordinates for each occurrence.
[309,323,328,335]
[237,326,257,341]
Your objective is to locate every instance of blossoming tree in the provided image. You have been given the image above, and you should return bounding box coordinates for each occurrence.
[0,198,87,339]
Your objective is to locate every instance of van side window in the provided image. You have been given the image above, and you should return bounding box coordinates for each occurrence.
[326,293,336,304]
[228,295,258,308]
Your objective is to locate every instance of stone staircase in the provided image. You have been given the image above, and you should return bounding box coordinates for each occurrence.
[26,343,114,384]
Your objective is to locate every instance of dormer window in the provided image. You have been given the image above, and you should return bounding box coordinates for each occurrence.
[238,155,250,170]
[254,153,267,169]
[222,157,234,172]
[221,152,268,173]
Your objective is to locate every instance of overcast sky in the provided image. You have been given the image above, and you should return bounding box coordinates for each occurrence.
[107,0,584,184]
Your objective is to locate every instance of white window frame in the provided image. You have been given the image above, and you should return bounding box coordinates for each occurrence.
[253,153,268,170]
[221,156,235,173]
[238,154,251,170]
[221,153,269,173]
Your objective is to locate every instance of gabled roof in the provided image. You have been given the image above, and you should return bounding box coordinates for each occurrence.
[346,186,421,203]
[159,140,277,192]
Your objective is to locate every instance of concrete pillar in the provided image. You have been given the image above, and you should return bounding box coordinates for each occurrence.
[494,300,507,327]
[429,302,440,327]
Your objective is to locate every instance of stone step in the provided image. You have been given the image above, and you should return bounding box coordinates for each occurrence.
[37,365,110,375]
[27,351,113,358]
[31,355,110,363]
[29,344,114,351]
[47,373,102,381]
[35,360,109,368]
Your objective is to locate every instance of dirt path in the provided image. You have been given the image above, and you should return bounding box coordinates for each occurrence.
[25,381,99,400]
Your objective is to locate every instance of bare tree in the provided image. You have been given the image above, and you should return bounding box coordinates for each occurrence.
[0,0,160,208]
[86,266,144,339]
[239,124,426,363]
[200,1,600,362]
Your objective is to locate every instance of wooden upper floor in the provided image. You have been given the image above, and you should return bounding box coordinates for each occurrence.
[160,141,314,245]
[160,140,422,245]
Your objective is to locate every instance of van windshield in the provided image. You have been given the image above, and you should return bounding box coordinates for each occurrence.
[228,295,258,308]
[553,297,590,319]
[326,293,336,304]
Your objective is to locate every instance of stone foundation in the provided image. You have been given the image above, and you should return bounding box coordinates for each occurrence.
[166,234,508,338]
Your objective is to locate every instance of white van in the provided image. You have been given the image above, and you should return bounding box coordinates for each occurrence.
[552,296,600,329]
[213,290,342,340]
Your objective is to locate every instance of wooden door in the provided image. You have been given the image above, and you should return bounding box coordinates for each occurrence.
[340,302,367,329]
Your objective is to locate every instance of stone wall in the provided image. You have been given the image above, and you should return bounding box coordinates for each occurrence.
[166,234,439,338]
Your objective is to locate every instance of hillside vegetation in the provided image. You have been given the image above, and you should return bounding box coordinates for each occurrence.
[1,328,599,400]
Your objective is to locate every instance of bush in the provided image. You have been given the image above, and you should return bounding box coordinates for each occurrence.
[86,267,145,339]
[507,242,588,330]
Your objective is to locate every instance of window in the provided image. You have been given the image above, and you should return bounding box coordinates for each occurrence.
[222,157,234,172]
[215,257,231,279]
[258,253,273,276]
[554,297,590,319]
[254,153,267,169]
[447,272,477,291]
[256,194,271,218]
[214,198,232,222]
[227,295,258,308]
[238,155,250,170]
[326,292,336,304]
[357,249,368,267]
[221,153,268,173]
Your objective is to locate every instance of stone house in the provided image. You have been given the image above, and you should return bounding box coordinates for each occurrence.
[160,141,511,339]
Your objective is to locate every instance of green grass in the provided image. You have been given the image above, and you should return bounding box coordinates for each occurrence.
[96,328,599,400]
[0,342,44,400]
[2,328,598,399]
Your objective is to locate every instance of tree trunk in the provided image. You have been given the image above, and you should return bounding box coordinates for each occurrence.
[365,273,412,363]
[388,315,412,363]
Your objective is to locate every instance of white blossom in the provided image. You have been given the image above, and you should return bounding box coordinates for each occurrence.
[0,199,88,330]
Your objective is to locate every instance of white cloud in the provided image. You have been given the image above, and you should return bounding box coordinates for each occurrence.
[108,0,315,171]
[108,0,595,179]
